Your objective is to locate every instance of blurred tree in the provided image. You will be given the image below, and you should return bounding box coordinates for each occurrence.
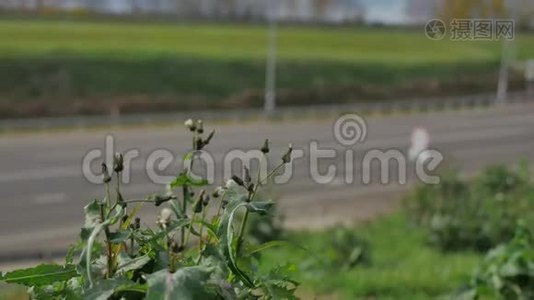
[440,0,507,20]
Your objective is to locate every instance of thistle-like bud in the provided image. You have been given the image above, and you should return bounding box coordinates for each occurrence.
[170,240,181,253]
[202,195,210,207]
[247,183,254,194]
[211,187,224,198]
[194,136,204,150]
[282,144,293,164]
[101,163,111,183]
[231,175,245,187]
[225,179,238,190]
[184,119,196,132]
[157,208,173,229]
[261,139,270,154]
[113,153,124,173]
[193,190,206,213]
[153,194,175,206]
[244,167,252,184]
[196,120,204,134]
[204,130,215,145]
[117,192,126,208]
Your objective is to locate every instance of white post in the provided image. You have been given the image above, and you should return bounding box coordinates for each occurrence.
[264,0,278,115]
[496,0,519,105]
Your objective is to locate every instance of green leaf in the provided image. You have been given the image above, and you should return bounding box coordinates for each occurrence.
[116,253,151,274]
[145,267,214,300]
[247,201,275,215]
[84,200,102,228]
[245,240,289,256]
[84,278,132,300]
[170,172,208,189]
[225,202,255,288]
[0,264,77,286]
[109,230,131,244]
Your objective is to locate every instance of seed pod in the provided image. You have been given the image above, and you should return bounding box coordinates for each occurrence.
[225,179,238,189]
[113,153,124,173]
[117,192,126,208]
[260,139,270,154]
[170,240,181,254]
[101,163,111,183]
[231,175,245,186]
[244,167,252,184]
[202,195,210,207]
[211,187,224,198]
[193,190,206,213]
[154,194,173,206]
[247,183,254,194]
[282,144,293,164]
[194,136,204,150]
[196,120,204,134]
[135,217,141,229]
[157,208,173,229]
[204,130,215,145]
[184,119,196,132]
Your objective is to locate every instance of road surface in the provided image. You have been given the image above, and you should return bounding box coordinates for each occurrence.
[1,103,534,264]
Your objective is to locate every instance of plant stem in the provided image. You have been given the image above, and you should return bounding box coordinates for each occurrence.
[198,209,207,253]
[100,203,113,278]
[181,184,189,247]
[184,211,197,247]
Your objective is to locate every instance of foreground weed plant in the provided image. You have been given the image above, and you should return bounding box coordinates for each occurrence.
[455,222,534,300]
[404,164,534,252]
[0,119,298,299]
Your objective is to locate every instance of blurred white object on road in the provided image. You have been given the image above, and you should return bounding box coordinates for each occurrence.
[409,127,430,163]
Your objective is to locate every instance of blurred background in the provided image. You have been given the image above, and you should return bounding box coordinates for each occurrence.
[1,1,534,299]
[0,0,533,119]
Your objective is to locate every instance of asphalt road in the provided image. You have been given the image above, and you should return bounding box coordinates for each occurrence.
[1,103,534,264]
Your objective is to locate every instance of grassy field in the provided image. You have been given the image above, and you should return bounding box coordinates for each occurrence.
[260,214,482,300]
[0,18,533,117]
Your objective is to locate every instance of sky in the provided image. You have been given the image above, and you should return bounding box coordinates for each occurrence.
[361,0,409,25]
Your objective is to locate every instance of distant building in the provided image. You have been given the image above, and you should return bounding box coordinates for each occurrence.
[0,0,366,24]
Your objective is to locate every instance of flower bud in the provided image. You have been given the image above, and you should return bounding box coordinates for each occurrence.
[152,194,175,206]
[211,187,224,198]
[244,167,252,184]
[101,163,111,183]
[225,179,238,189]
[282,144,293,164]
[194,136,204,150]
[204,130,215,145]
[196,120,204,134]
[184,119,196,132]
[261,139,270,154]
[231,175,245,187]
[113,153,124,173]
[193,195,204,213]
[202,195,210,207]
[157,208,173,229]
[117,192,126,208]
